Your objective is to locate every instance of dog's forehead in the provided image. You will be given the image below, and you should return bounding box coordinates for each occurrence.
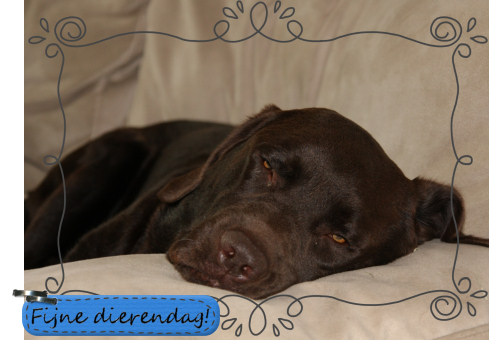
[253,108,408,190]
[255,108,379,156]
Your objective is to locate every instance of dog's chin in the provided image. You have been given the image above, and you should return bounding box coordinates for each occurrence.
[172,263,223,288]
[168,258,278,299]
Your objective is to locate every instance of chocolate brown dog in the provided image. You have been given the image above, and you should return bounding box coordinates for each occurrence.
[25,105,488,298]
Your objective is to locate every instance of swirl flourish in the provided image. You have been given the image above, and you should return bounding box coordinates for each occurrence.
[430,16,462,43]
[430,293,462,321]
[54,16,87,44]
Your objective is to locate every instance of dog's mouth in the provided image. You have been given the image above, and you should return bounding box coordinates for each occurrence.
[172,262,224,288]
[170,259,270,297]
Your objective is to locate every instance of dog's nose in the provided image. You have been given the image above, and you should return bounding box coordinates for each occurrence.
[218,230,267,282]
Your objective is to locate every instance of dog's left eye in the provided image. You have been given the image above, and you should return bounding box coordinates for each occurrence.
[263,159,272,170]
[331,234,346,244]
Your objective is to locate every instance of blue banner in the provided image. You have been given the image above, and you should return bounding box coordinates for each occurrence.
[22,295,220,336]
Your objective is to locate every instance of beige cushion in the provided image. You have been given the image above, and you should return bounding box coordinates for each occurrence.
[24,0,488,339]
[24,241,489,339]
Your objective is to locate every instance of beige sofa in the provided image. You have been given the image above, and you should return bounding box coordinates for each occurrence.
[24,0,489,339]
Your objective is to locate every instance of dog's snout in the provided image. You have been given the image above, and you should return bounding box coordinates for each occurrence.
[218,230,267,282]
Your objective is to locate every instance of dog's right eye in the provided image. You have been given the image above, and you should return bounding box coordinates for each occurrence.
[260,157,278,187]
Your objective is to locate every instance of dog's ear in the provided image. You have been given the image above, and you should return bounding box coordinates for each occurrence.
[157,166,204,204]
[254,104,281,116]
[413,177,464,244]
[158,105,282,203]
[413,178,488,247]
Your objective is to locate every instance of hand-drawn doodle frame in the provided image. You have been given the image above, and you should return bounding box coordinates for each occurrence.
[27,0,489,337]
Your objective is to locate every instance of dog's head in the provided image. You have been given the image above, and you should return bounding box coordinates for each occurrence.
[159,106,465,298]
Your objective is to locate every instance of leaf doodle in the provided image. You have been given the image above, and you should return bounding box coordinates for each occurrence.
[28,36,46,44]
[279,7,295,19]
[467,302,477,317]
[274,1,281,13]
[223,7,238,20]
[470,35,487,44]
[467,17,476,32]
[237,0,244,14]
[471,290,488,299]
[221,317,237,330]
[272,324,280,337]
[235,324,243,337]
[278,318,294,330]
[40,17,49,33]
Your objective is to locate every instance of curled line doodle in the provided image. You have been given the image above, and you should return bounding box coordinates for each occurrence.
[449,42,474,295]
[50,7,463,47]
[214,294,267,336]
[215,289,463,336]
[292,291,463,321]
[28,23,102,297]
[43,160,66,294]
[35,41,68,294]
[296,16,462,47]
[53,16,230,48]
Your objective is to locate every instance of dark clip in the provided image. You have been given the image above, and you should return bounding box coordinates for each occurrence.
[13,289,57,305]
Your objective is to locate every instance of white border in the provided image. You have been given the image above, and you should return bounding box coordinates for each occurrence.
[4,0,496,352]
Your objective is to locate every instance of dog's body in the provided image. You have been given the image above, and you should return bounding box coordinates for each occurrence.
[25,106,488,298]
